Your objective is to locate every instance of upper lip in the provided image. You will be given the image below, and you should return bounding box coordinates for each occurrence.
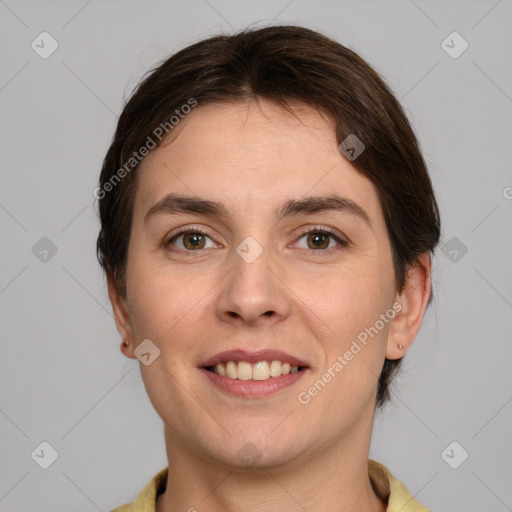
[200,349,309,368]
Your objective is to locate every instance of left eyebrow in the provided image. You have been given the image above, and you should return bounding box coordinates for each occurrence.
[144,193,372,228]
[276,195,371,227]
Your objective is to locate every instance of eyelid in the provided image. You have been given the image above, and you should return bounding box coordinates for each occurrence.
[293,224,347,241]
[291,224,349,251]
[164,224,220,247]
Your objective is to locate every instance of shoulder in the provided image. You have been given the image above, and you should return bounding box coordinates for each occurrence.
[368,459,432,512]
[110,467,168,512]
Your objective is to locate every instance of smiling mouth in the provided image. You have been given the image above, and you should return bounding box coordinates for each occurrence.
[204,360,307,381]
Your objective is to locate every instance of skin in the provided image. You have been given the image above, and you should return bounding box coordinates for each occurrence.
[108,98,431,512]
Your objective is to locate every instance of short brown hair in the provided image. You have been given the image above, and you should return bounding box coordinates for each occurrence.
[96,25,441,408]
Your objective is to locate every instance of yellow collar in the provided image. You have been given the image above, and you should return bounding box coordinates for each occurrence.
[111,459,430,512]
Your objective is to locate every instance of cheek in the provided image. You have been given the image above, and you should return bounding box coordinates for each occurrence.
[291,263,392,407]
[292,259,391,337]
[126,255,215,350]
[125,255,180,339]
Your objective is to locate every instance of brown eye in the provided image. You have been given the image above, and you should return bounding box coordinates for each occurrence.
[182,233,206,250]
[294,228,347,252]
[306,232,330,249]
[166,230,215,251]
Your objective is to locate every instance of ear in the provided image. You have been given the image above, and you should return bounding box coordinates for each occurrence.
[386,253,431,360]
[107,274,137,359]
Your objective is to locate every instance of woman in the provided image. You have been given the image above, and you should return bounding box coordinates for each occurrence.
[97,25,440,512]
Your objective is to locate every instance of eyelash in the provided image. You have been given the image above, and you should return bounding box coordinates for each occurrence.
[164,224,348,255]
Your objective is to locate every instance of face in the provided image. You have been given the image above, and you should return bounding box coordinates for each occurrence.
[110,99,423,469]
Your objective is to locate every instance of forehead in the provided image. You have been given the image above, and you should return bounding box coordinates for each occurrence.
[133,99,382,224]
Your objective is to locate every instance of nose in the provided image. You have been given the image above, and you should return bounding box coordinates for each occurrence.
[215,240,292,327]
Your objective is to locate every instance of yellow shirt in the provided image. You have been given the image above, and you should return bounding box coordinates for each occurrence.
[111,459,430,512]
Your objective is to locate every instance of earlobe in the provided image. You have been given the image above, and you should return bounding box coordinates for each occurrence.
[385,253,432,360]
[107,275,136,359]
[119,339,135,359]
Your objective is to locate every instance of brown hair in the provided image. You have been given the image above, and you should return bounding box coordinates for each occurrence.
[96,25,441,408]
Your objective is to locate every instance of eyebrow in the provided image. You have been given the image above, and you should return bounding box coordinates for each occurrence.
[144,193,371,227]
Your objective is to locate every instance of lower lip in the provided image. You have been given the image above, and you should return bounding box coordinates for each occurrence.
[199,367,308,398]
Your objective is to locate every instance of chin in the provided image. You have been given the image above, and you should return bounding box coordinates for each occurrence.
[203,430,307,471]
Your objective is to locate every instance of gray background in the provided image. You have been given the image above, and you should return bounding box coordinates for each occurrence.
[1,0,511,510]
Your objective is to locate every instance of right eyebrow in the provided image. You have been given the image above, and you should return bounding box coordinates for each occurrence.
[144,194,228,224]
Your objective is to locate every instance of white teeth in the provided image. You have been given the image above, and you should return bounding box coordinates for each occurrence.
[237,361,252,380]
[210,360,302,380]
[226,361,238,379]
[214,363,226,376]
[253,361,270,380]
[269,360,282,377]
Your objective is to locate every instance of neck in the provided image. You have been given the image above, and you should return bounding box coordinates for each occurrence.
[156,415,386,512]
